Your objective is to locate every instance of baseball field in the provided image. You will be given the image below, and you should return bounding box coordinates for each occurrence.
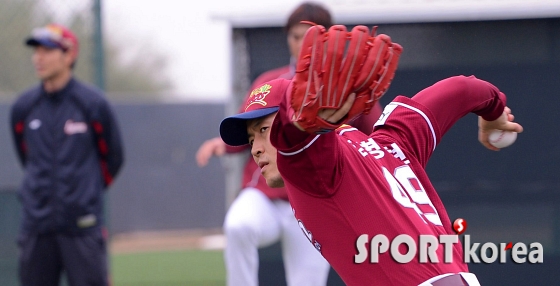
[111,249,225,286]
[110,230,226,286]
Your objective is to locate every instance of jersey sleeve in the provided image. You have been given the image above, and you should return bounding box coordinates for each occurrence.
[270,96,343,197]
[91,97,125,187]
[373,75,506,167]
[10,97,29,166]
[9,89,40,166]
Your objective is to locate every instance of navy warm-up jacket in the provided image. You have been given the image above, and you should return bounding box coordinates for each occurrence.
[10,78,124,235]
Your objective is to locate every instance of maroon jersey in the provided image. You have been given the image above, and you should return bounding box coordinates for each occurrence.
[270,75,505,285]
[227,65,382,201]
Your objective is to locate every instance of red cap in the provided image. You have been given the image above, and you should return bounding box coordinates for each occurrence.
[25,24,79,58]
[220,78,291,146]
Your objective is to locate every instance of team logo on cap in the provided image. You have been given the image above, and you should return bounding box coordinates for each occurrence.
[245,84,272,111]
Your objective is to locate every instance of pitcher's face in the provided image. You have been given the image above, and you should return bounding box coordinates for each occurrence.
[247,113,284,188]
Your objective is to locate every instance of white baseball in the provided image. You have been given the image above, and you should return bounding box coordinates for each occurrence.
[488,130,517,148]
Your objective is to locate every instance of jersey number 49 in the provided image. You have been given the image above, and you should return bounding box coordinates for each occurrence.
[383,165,443,226]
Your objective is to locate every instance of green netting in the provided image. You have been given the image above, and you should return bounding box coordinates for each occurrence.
[0,190,22,286]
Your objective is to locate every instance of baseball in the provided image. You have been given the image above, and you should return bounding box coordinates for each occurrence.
[488,130,517,148]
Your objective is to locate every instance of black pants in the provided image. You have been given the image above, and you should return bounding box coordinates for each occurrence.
[18,228,109,286]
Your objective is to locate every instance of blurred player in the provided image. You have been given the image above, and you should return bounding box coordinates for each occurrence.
[10,24,124,286]
[218,75,523,285]
[196,2,382,285]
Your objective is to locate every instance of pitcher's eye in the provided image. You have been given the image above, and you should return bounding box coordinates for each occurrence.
[260,127,269,133]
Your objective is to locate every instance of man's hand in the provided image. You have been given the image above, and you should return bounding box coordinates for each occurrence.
[319,93,357,125]
[478,106,524,151]
[195,137,226,167]
[294,93,356,132]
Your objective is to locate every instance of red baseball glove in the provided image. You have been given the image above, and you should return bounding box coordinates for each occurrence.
[289,24,403,134]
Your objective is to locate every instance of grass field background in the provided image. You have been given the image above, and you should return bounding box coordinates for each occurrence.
[111,249,226,286]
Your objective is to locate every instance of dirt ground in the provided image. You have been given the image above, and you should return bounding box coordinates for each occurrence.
[109,228,226,254]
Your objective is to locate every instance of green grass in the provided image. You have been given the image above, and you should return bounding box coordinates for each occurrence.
[111,250,225,286]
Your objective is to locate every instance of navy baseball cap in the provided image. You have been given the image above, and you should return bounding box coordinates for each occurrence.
[220,78,291,146]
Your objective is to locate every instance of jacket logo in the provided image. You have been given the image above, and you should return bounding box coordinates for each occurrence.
[64,120,88,135]
[77,214,97,228]
[245,83,272,111]
[29,119,41,130]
